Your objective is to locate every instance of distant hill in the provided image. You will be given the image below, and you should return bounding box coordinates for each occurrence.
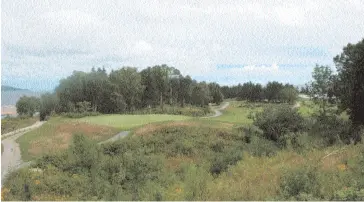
[1,85,29,92]
[1,86,41,106]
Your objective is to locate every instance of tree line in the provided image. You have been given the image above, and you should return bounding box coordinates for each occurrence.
[17,65,224,119]
[220,81,299,104]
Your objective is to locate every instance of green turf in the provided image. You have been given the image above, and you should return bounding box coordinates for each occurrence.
[78,114,193,130]
[209,101,266,125]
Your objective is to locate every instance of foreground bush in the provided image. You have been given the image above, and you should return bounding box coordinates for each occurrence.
[310,114,354,146]
[279,166,321,200]
[253,105,305,144]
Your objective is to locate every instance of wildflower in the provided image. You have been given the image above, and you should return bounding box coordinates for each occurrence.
[337,164,347,171]
[35,180,41,185]
[175,187,182,193]
[1,188,10,200]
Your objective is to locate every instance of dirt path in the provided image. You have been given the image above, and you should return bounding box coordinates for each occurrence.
[293,101,301,109]
[98,131,130,145]
[1,121,45,183]
[203,102,230,118]
[98,103,231,144]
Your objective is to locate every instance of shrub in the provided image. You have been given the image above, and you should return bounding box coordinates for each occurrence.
[60,111,101,118]
[310,114,352,146]
[209,146,244,175]
[253,105,305,142]
[279,166,321,200]
[245,136,279,157]
[334,187,364,200]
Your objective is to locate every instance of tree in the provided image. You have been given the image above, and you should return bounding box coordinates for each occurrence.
[140,67,159,108]
[39,93,59,120]
[264,81,284,102]
[310,64,334,115]
[208,82,224,104]
[178,75,193,107]
[16,96,40,117]
[279,86,298,104]
[110,67,144,111]
[191,82,211,107]
[334,38,364,126]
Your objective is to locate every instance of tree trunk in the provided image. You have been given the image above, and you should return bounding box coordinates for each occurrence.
[160,93,163,110]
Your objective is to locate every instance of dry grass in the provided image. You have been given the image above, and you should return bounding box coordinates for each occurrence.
[17,117,119,161]
[206,144,364,200]
[133,120,234,136]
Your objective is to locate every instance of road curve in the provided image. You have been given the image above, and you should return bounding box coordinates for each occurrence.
[1,121,45,184]
[203,102,230,118]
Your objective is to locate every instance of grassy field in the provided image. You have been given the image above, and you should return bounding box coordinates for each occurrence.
[16,117,120,161]
[78,114,192,130]
[16,114,192,161]
[206,144,363,200]
[210,101,273,125]
[1,116,38,134]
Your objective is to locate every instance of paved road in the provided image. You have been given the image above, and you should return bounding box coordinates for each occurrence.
[1,121,45,183]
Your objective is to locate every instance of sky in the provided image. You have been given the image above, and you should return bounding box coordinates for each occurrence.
[1,0,364,92]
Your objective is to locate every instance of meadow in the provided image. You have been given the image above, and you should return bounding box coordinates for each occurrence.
[3,99,364,201]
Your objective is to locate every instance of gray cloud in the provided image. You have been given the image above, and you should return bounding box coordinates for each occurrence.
[2,0,364,91]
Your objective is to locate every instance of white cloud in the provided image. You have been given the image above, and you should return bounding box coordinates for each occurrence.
[1,0,364,90]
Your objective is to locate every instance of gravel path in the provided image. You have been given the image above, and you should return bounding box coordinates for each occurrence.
[98,131,130,145]
[202,102,230,118]
[1,121,45,184]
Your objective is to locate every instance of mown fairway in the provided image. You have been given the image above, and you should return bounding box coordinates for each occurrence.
[210,101,272,125]
[78,114,192,130]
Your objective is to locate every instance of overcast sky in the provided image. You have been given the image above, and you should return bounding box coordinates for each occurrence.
[2,0,364,91]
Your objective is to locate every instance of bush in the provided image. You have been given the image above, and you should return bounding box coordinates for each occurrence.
[310,114,352,146]
[279,166,321,200]
[246,136,279,157]
[129,105,211,117]
[253,105,305,142]
[209,146,243,175]
[60,111,101,118]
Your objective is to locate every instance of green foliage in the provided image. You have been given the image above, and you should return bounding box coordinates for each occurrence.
[334,38,364,125]
[16,96,40,117]
[39,93,59,121]
[310,64,335,115]
[310,114,352,146]
[60,111,101,118]
[209,82,224,104]
[75,101,92,113]
[334,187,364,200]
[279,86,298,104]
[1,116,38,134]
[182,164,212,200]
[109,67,144,112]
[279,166,321,200]
[130,105,211,117]
[253,105,305,142]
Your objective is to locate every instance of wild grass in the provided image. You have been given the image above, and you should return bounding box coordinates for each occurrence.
[16,117,119,161]
[1,116,38,134]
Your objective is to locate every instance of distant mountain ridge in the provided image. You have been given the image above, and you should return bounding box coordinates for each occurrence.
[1,85,29,92]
